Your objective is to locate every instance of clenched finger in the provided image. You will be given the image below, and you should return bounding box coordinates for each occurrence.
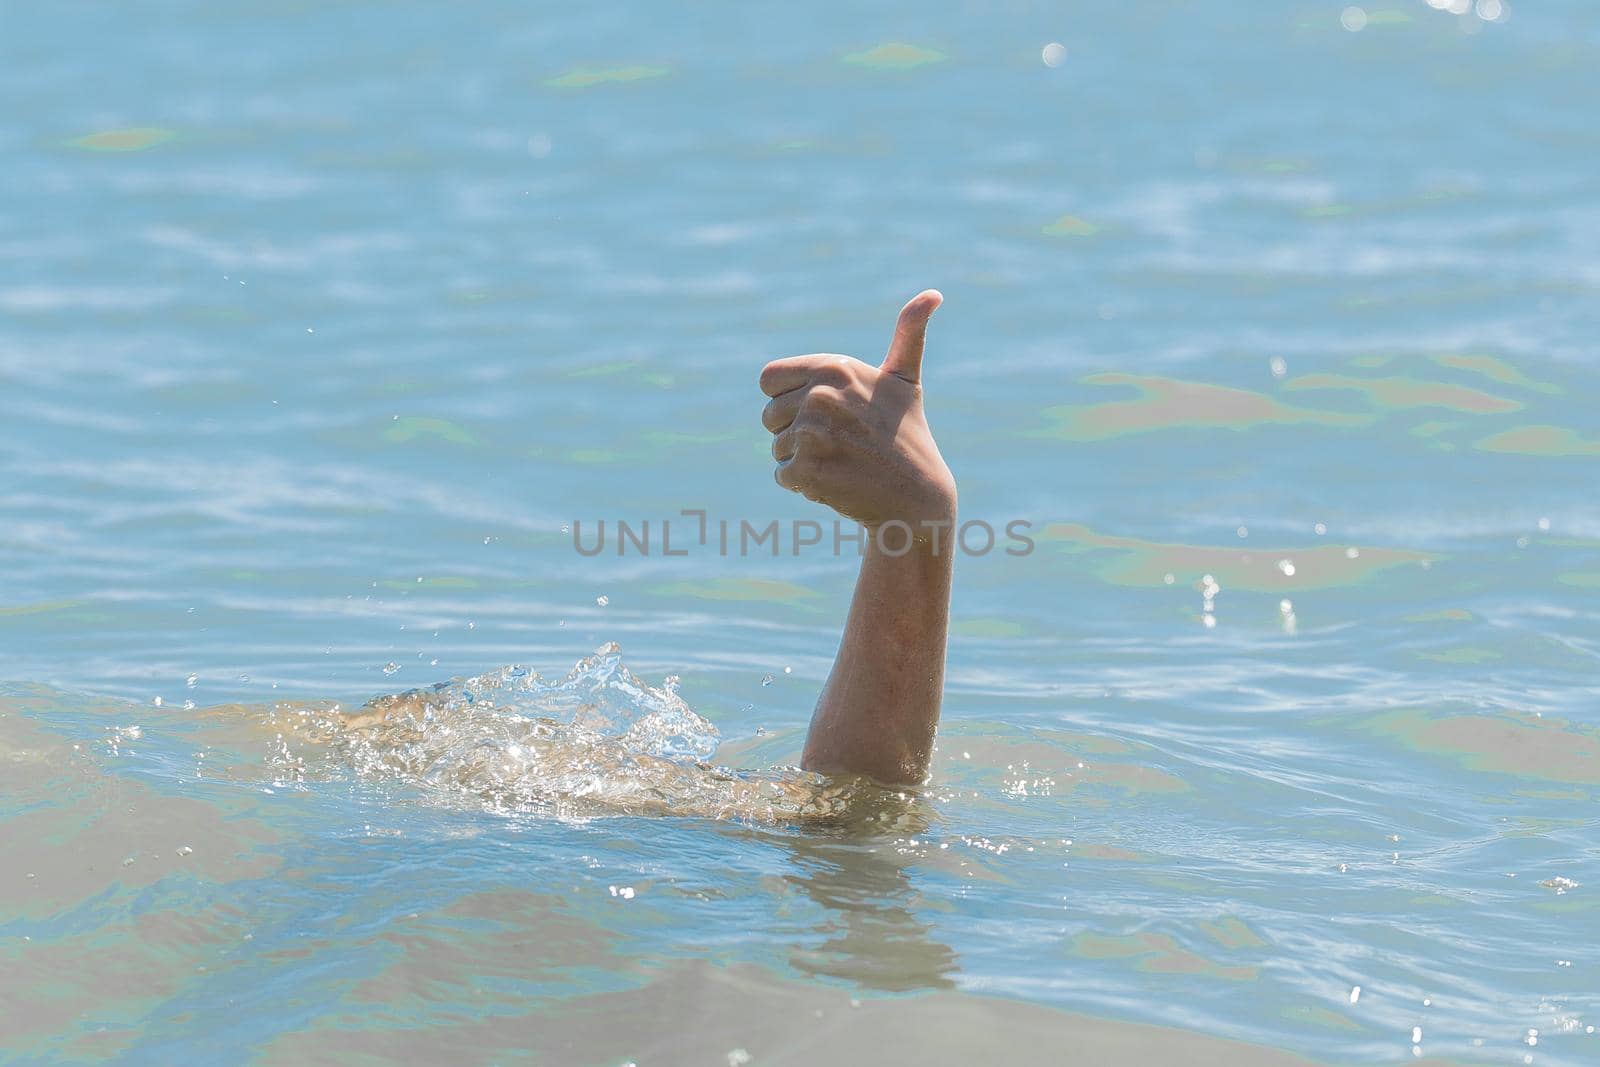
[760,353,841,397]
[771,425,802,462]
[761,387,806,433]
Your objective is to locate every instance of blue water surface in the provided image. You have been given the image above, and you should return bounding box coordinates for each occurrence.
[2,1,1598,1064]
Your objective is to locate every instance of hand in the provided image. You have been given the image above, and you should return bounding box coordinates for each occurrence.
[760,290,956,536]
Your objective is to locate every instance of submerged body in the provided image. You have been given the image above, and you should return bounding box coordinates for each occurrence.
[248,646,928,828]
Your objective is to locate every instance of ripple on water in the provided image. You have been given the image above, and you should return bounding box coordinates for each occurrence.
[1034,522,1434,591]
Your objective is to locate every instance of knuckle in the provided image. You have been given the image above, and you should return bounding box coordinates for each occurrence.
[839,380,871,407]
[791,449,825,481]
[792,422,833,450]
[803,385,842,414]
[814,361,853,387]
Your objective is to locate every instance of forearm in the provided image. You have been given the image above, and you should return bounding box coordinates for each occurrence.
[800,525,954,784]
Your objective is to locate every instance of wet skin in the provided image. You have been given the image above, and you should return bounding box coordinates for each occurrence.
[760,290,956,786]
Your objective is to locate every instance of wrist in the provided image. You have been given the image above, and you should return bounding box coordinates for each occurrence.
[860,477,956,547]
[863,514,959,560]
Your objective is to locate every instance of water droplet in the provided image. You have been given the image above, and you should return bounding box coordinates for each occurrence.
[1202,613,1217,629]
[1278,559,1296,577]
[1236,525,1249,538]
[1346,547,1360,559]
[1270,356,1289,377]
[1412,1027,1422,1044]
[1340,6,1368,32]
[152,696,163,707]
[596,595,609,607]
[183,700,195,711]
[186,674,198,688]
[1350,985,1361,1004]
[760,674,774,687]
[383,662,400,675]
[1041,42,1067,67]
[1163,573,1175,585]
[1314,522,1327,535]
[177,845,193,857]
[1280,599,1294,615]
[783,666,792,674]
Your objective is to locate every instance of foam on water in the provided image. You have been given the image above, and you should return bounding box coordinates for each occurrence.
[261,643,895,825]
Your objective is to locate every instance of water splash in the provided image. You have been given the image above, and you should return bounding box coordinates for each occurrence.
[390,642,722,760]
[273,644,895,825]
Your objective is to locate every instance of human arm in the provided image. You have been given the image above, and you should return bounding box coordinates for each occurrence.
[759,290,955,785]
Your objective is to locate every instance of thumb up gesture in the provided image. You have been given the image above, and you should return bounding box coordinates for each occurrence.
[760,290,957,538]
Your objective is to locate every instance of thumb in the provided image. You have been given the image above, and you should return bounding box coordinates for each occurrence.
[879,289,943,384]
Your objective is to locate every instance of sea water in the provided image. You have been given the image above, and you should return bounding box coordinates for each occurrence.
[2,1,1597,1063]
